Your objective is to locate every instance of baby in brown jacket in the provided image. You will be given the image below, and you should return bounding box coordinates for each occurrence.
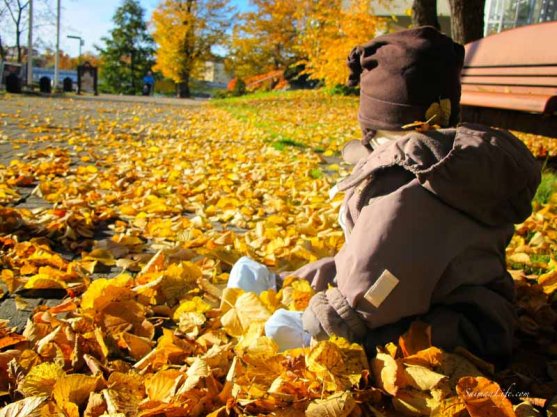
[229,26,541,366]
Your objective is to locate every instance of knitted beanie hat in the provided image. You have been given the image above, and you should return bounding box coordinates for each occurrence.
[348,26,465,134]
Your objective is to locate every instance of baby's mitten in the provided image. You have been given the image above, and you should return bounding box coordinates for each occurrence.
[302,288,367,343]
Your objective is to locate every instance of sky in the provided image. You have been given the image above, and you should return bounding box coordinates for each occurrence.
[43,0,250,56]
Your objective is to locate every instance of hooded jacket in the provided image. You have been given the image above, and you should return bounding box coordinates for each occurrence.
[297,123,541,364]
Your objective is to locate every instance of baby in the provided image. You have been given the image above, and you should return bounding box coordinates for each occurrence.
[228,26,541,366]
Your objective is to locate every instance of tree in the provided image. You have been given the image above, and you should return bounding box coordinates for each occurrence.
[152,0,232,98]
[228,0,300,79]
[37,48,72,69]
[295,0,386,88]
[97,0,154,95]
[411,0,440,29]
[3,0,29,62]
[449,0,485,44]
[0,4,7,60]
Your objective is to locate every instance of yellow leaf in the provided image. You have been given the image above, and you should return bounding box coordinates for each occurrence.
[81,275,133,311]
[1,269,22,293]
[403,365,447,391]
[399,321,432,357]
[371,351,401,396]
[305,391,356,417]
[508,253,531,265]
[177,357,212,394]
[82,249,117,266]
[235,292,272,330]
[145,369,183,402]
[159,261,203,305]
[53,374,101,407]
[538,270,557,295]
[259,289,281,313]
[177,311,206,336]
[220,287,244,314]
[173,296,211,320]
[307,340,346,391]
[432,396,469,417]
[220,307,244,338]
[23,274,67,289]
[0,395,47,417]
[19,362,65,396]
[121,332,153,360]
[456,376,516,417]
[281,279,314,311]
[425,99,451,127]
[393,389,435,416]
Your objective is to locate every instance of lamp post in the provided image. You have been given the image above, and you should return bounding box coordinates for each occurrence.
[27,0,33,88]
[67,35,84,65]
[54,0,61,91]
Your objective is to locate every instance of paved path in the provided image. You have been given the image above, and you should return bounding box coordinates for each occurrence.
[0,95,206,330]
[68,93,206,107]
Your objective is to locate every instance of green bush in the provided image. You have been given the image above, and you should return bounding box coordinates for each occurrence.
[211,89,230,99]
[232,78,247,97]
[327,84,359,96]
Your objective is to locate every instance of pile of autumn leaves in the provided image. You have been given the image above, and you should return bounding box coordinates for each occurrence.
[0,93,556,416]
[0,245,536,417]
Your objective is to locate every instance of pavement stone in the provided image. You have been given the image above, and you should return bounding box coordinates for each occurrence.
[0,295,63,333]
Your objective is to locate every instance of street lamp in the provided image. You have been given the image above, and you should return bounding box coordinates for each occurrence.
[67,35,84,65]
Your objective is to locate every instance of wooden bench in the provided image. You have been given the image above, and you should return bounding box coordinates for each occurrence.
[460,21,557,138]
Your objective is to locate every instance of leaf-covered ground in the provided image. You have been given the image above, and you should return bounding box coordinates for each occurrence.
[0,91,556,417]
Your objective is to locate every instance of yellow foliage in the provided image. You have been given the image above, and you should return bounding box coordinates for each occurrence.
[152,0,231,90]
[295,0,387,87]
[228,0,300,78]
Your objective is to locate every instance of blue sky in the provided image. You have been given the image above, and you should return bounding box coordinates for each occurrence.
[57,0,250,56]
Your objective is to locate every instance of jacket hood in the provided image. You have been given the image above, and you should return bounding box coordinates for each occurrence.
[338,123,541,226]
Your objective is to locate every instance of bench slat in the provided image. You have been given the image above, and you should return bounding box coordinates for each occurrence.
[462,66,557,77]
[461,91,557,114]
[464,22,557,67]
[461,75,557,88]
[462,84,557,95]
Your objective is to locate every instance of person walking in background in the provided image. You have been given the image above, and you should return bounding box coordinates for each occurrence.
[142,71,155,96]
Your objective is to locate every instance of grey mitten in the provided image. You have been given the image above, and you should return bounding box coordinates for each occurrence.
[302,288,367,342]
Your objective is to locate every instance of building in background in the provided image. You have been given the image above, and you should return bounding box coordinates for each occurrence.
[484,0,557,35]
[374,0,452,35]
[375,0,556,40]
[32,68,77,84]
[203,60,231,88]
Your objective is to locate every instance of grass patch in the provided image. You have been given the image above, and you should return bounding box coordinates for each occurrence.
[210,90,359,157]
[272,138,307,151]
[534,169,557,205]
[309,168,323,179]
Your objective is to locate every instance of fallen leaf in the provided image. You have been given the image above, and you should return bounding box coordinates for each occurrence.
[19,362,65,396]
[305,391,356,417]
[456,376,515,417]
[0,395,47,417]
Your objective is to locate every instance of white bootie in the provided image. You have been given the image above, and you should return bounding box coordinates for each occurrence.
[265,309,311,352]
[227,256,276,295]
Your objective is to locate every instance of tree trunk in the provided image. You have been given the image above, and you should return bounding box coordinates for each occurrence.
[130,50,135,95]
[0,35,5,61]
[412,0,440,30]
[177,74,190,98]
[16,30,21,62]
[448,0,485,44]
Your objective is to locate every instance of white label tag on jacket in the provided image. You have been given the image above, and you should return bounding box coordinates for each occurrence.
[363,269,399,308]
